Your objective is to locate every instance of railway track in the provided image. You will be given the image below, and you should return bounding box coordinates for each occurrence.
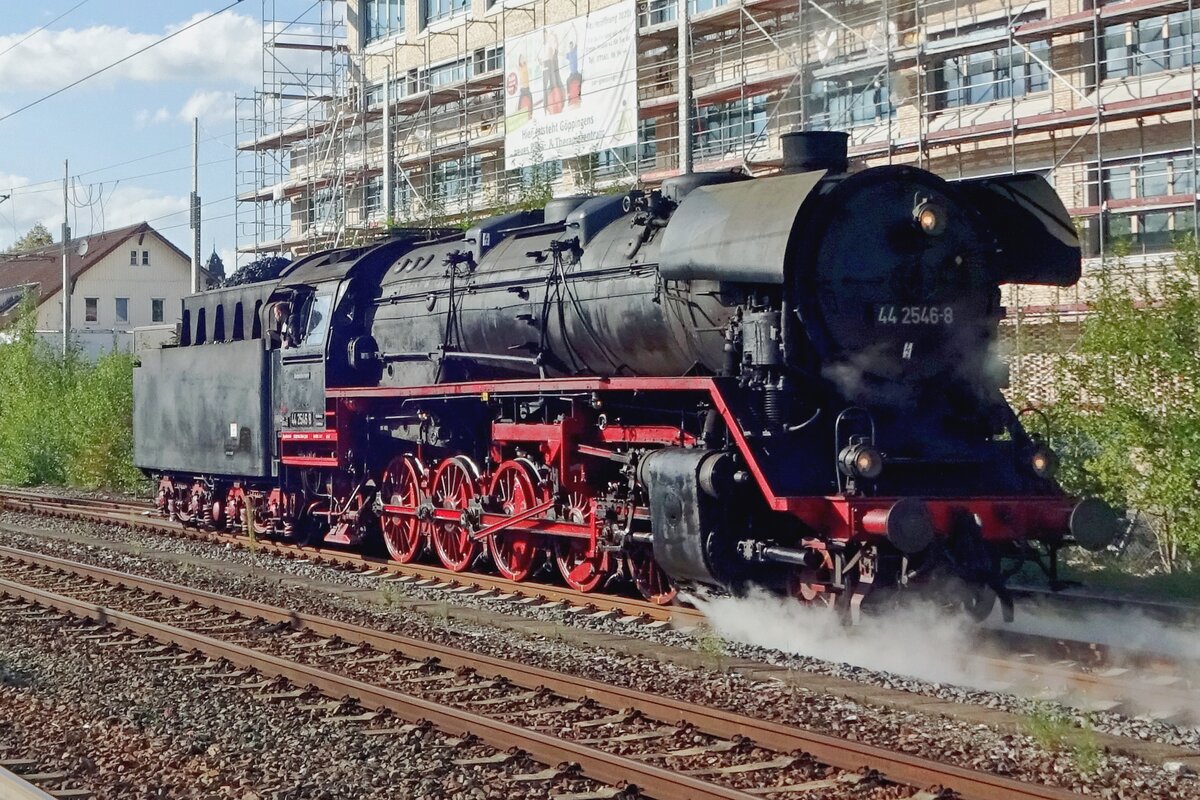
[0,760,91,799]
[2,487,1198,724]
[0,543,1089,800]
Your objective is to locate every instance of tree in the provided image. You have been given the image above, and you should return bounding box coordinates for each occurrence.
[222,255,291,288]
[205,248,226,281]
[1050,236,1200,571]
[8,223,53,252]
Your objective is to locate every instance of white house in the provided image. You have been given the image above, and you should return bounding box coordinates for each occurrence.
[0,222,208,357]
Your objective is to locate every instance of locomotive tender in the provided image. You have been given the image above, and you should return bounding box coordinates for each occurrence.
[134,131,1117,620]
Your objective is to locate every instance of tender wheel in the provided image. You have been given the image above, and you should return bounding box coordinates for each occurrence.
[554,488,608,592]
[626,546,677,605]
[430,456,481,572]
[487,460,543,582]
[380,455,428,563]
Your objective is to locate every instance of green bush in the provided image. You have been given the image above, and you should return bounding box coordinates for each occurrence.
[1050,236,1200,572]
[0,297,146,492]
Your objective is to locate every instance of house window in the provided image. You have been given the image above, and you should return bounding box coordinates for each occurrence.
[141,250,150,265]
[431,154,482,204]
[694,95,769,160]
[151,298,165,323]
[936,41,1049,109]
[84,297,98,323]
[422,0,467,28]
[1103,11,1200,79]
[810,74,895,130]
[364,0,404,44]
[115,298,129,324]
[472,46,503,76]
[129,250,137,265]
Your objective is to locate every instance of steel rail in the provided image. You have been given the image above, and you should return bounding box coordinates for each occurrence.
[0,573,759,800]
[0,545,1082,800]
[0,491,706,625]
[0,767,56,800]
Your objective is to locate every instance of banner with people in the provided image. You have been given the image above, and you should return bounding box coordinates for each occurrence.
[503,0,638,170]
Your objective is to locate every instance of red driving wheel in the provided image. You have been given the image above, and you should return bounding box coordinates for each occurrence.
[380,455,428,563]
[429,456,480,572]
[627,546,677,605]
[486,460,543,582]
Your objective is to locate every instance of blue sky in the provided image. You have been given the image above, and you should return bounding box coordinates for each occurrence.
[0,1,266,271]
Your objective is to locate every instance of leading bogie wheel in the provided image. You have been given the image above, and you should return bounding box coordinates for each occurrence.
[429,456,482,572]
[486,459,543,582]
[627,546,677,605]
[379,455,428,563]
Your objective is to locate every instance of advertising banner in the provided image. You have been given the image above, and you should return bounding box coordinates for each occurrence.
[503,0,638,170]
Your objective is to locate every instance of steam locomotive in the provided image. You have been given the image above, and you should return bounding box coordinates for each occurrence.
[134,131,1117,621]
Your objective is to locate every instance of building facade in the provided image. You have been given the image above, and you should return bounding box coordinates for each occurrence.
[0,222,197,357]
[235,0,1199,265]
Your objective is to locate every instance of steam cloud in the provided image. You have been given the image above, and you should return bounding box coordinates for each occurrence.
[688,587,1200,722]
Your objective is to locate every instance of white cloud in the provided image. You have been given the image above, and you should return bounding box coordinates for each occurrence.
[135,106,173,127]
[179,90,236,123]
[0,12,263,92]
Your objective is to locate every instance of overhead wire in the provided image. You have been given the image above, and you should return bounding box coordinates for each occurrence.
[0,0,246,125]
[0,0,93,59]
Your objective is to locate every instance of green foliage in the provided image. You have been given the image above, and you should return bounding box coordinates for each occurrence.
[222,255,291,288]
[0,296,145,491]
[1050,237,1200,571]
[7,222,53,252]
[1021,703,1101,773]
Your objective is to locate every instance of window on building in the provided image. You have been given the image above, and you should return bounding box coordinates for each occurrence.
[473,46,503,76]
[115,298,129,324]
[638,117,659,164]
[694,95,768,160]
[364,175,384,220]
[422,0,467,27]
[1103,11,1199,79]
[141,250,150,265]
[307,186,344,228]
[1104,166,1132,200]
[151,298,165,324]
[936,41,1049,108]
[810,74,894,130]
[1106,209,1196,253]
[431,155,482,204]
[364,0,404,44]
[129,249,137,265]
[420,57,469,90]
[84,297,98,323]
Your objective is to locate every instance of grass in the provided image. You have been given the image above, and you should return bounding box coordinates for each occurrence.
[1022,703,1102,773]
[695,625,728,672]
[0,298,147,493]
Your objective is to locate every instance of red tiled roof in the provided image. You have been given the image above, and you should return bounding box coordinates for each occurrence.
[0,222,197,323]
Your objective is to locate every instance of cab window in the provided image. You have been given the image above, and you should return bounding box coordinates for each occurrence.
[301,291,333,344]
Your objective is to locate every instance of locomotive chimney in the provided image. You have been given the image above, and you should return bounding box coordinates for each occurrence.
[781,131,849,174]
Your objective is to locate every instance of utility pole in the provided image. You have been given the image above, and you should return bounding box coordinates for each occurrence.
[677,0,693,176]
[61,160,70,357]
[190,116,201,293]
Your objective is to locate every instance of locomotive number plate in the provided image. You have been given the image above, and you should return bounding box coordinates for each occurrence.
[875,305,955,325]
[288,410,315,427]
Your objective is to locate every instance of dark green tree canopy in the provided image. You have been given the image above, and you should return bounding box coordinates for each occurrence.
[222,255,291,288]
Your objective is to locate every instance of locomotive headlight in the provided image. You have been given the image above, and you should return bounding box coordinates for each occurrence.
[839,443,884,480]
[914,201,946,236]
[1030,446,1058,479]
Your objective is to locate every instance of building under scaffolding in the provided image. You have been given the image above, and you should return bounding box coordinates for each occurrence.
[235,0,1199,396]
